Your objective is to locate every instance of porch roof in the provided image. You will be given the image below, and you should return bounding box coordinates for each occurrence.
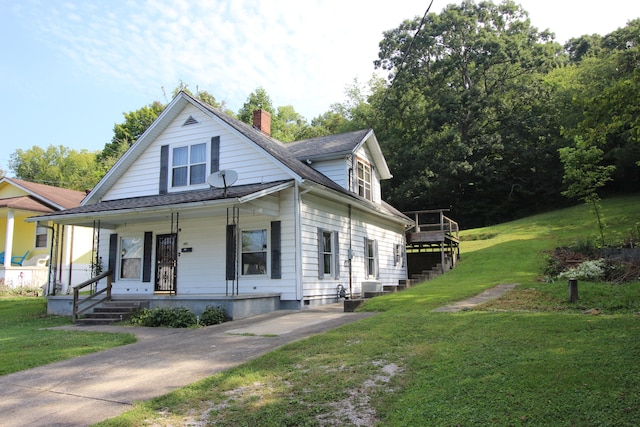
[27,181,293,227]
[0,195,54,214]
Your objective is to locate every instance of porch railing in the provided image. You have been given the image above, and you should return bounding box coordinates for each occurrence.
[72,270,112,322]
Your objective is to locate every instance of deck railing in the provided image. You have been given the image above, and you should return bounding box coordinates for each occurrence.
[72,270,112,322]
[405,209,459,240]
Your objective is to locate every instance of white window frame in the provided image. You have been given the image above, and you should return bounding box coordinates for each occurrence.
[169,141,209,190]
[119,236,144,280]
[35,225,48,248]
[241,228,268,276]
[356,158,372,200]
[318,229,339,279]
[365,238,378,279]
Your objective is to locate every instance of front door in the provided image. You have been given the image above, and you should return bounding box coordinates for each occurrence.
[155,233,177,293]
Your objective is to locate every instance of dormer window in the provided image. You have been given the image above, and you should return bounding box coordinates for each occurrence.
[356,158,372,200]
[172,143,206,187]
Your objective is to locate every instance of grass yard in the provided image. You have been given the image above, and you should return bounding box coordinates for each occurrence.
[0,297,136,375]
[94,194,640,426]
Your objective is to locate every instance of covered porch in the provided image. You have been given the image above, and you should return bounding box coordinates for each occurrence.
[30,181,298,321]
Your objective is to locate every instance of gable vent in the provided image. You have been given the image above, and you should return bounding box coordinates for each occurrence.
[182,115,198,126]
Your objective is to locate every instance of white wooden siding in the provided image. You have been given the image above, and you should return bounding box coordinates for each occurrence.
[299,193,407,301]
[104,104,293,200]
[310,158,349,189]
[98,188,300,299]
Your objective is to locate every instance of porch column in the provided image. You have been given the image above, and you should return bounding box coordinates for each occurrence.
[4,208,14,267]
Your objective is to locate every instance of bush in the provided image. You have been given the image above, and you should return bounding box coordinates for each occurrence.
[199,305,228,326]
[129,307,197,328]
[557,259,606,282]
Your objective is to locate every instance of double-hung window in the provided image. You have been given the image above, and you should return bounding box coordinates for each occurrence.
[356,159,372,200]
[365,237,378,278]
[172,143,207,187]
[120,237,143,279]
[35,225,48,248]
[242,229,267,275]
[318,229,340,279]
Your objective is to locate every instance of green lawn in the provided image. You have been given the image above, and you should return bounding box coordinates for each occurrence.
[95,194,640,426]
[0,297,136,375]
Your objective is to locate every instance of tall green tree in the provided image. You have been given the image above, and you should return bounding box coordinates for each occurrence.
[373,0,568,226]
[9,145,101,190]
[237,87,311,142]
[560,19,640,193]
[559,138,616,245]
[96,101,165,172]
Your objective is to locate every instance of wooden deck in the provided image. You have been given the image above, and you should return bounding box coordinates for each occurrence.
[405,209,460,276]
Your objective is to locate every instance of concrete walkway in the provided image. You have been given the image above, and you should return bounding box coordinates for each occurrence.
[0,285,516,427]
[0,304,374,427]
[432,283,518,312]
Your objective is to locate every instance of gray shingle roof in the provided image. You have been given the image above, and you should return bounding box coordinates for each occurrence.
[39,181,291,217]
[285,129,372,160]
[188,94,351,195]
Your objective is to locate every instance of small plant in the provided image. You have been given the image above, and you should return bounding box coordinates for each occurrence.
[129,307,197,328]
[199,305,228,326]
[557,259,606,282]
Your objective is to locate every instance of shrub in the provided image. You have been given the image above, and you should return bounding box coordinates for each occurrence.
[129,307,197,328]
[557,259,606,282]
[199,305,228,326]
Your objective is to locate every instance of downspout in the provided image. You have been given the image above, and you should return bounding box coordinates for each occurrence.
[348,204,353,299]
[57,224,65,287]
[294,181,303,304]
[66,225,74,293]
[38,221,56,296]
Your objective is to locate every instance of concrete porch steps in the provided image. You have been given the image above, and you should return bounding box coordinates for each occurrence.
[77,301,148,325]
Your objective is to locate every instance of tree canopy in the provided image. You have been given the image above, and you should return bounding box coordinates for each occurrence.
[9,145,101,191]
[371,0,568,226]
[8,2,639,228]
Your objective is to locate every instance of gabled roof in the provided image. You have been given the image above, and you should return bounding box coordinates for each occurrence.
[286,129,392,180]
[84,91,349,205]
[0,196,54,213]
[77,92,409,225]
[286,129,370,159]
[0,177,86,211]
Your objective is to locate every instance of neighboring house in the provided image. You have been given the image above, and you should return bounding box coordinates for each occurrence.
[32,91,412,318]
[0,177,94,292]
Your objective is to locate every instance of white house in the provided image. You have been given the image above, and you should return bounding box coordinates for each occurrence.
[32,92,412,318]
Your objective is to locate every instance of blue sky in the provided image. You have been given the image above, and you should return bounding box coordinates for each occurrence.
[1,0,638,175]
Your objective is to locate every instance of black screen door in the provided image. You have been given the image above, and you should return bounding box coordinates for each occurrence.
[155,233,177,293]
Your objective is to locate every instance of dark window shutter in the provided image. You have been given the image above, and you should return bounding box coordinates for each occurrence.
[318,228,324,279]
[271,221,281,279]
[142,232,152,282]
[108,233,118,282]
[226,224,237,280]
[375,240,380,279]
[211,136,220,173]
[364,237,368,276]
[159,145,169,194]
[334,232,340,279]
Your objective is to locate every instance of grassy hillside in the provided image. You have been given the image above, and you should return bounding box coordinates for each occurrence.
[98,194,640,426]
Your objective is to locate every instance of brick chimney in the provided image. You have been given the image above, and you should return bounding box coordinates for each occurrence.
[252,109,271,136]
